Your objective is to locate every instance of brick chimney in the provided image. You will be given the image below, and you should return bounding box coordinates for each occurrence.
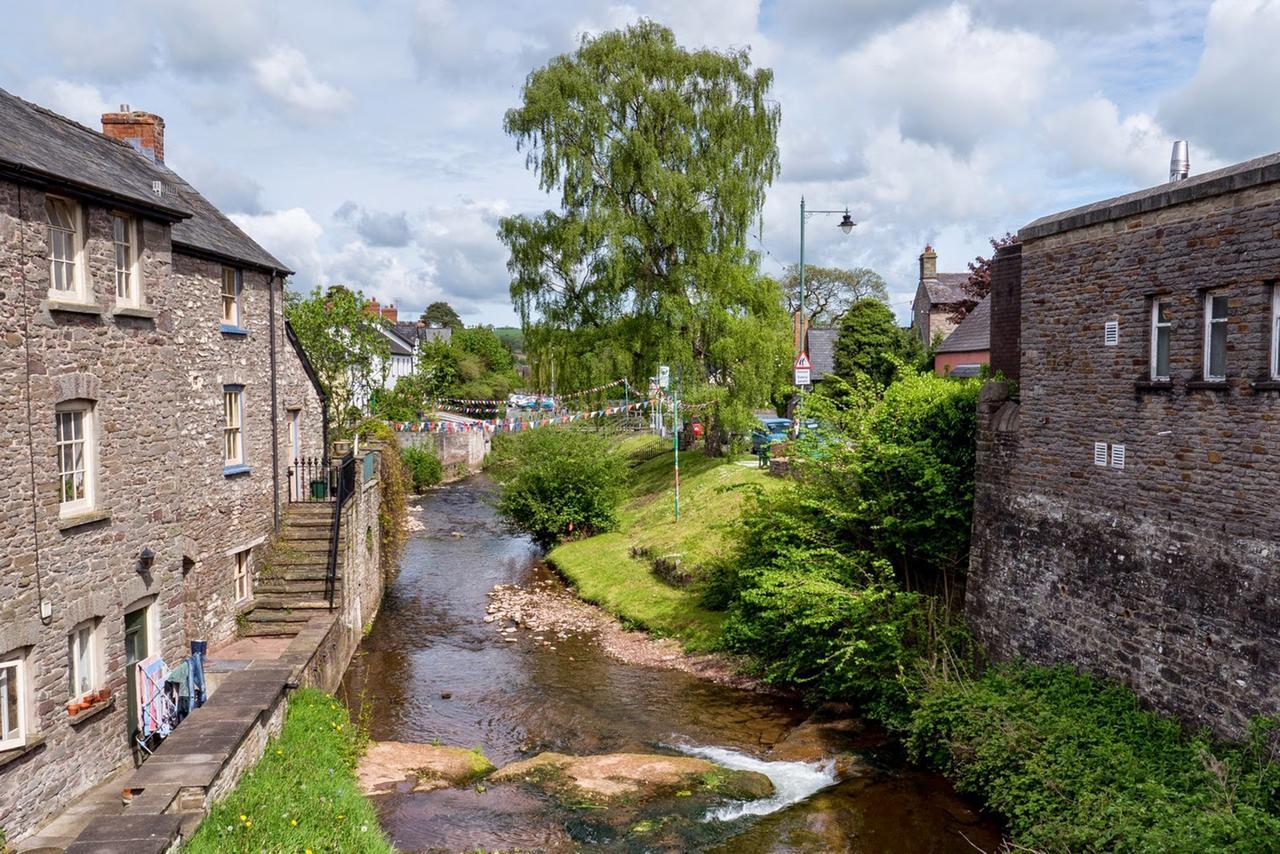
[101,105,165,163]
[381,304,398,323]
[365,297,380,318]
[919,244,938,281]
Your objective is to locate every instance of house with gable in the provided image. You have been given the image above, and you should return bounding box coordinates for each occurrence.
[910,244,971,349]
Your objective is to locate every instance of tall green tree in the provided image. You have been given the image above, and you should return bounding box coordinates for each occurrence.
[287,286,390,428]
[421,301,463,329]
[779,264,888,326]
[833,298,918,387]
[498,20,783,417]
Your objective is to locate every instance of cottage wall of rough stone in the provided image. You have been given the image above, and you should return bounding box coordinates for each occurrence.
[0,177,326,841]
[967,179,1280,739]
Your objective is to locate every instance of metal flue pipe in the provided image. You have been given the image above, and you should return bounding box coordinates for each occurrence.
[1169,140,1190,182]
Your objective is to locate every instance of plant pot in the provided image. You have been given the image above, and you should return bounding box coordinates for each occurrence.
[68,702,81,716]
[98,687,112,702]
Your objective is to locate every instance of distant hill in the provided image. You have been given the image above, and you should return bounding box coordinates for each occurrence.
[492,327,524,354]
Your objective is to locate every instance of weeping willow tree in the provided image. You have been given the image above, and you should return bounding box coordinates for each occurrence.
[498,20,789,431]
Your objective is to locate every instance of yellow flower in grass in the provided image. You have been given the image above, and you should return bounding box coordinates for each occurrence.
[245,821,252,830]
[291,819,298,827]
[239,815,247,822]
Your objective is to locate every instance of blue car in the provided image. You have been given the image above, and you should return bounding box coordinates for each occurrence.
[750,417,791,454]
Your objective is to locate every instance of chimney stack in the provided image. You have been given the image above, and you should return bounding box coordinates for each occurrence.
[920,244,938,281]
[101,108,165,164]
[365,297,380,318]
[381,304,398,323]
[1169,140,1190,183]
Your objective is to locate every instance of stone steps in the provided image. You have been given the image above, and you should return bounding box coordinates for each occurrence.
[239,503,343,640]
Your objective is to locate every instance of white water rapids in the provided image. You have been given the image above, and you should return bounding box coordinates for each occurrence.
[675,743,839,822]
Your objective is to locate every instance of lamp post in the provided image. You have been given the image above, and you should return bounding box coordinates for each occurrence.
[797,196,856,355]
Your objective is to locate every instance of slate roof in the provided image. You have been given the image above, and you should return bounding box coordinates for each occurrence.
[935,295,991,354]
[381,324,414,356]
[923,273,970,305]
[1022,150,1280,241]
[807,327,838,380]
[393,322,452,347]
[0,87,191,220]
[157,165,290,274]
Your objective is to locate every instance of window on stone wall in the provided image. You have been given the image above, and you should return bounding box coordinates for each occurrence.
[113,213,140,307]
[0,653,27,751]
[1203,292,1229,380]
[221,267,242,328]
[1272,286,1280,380]
[56,401,95,516]
[223,386,245,469]
[233,549,252,603]
[46,196,85,300]
[67,619,100,701]
[1150,299,1171,381]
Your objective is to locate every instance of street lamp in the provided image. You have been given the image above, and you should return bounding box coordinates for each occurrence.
[797,196,856,354]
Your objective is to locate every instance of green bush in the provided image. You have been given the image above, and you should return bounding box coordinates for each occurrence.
[909,665,1280,852]
[401,445,443,492]
[490,429,627,547]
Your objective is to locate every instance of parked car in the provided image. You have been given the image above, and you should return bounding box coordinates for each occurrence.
[750,417,791,454]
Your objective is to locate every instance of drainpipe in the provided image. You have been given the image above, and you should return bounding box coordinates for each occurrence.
[269,271,281,531]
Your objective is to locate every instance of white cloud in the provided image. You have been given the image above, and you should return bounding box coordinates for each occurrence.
[1159,0,1280,162]
[230,207,325,283]
[251,45,353,119]
[25,79,113,129]
[841,3,1057,153]
[1042,98,1176,184]
[150,0,270,76]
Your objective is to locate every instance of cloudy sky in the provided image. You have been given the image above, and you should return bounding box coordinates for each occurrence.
[3,0,1275,324]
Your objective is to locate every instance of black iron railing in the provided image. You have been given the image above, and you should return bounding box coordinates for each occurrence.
[326,452,357,609]
[288,456,336,503]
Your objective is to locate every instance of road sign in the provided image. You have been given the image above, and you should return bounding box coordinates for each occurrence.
[658,365,670,389]
[793,352,812,386]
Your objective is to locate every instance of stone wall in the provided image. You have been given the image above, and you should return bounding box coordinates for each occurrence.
[967,175,1280,739]
[987,242,1022,382]
[398,427,490,481]
[0,175,325,842]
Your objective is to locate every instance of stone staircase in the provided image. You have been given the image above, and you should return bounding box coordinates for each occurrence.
[242,503,343,637]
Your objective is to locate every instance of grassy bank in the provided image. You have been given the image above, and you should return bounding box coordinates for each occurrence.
[185,689,391,854]
[548,435,783,651]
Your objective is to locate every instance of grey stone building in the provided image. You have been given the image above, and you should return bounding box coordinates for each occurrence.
[968,151,1280,739]
[0,91,324,841]
[910,244,970,348]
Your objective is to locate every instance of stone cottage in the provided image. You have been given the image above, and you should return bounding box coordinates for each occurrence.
[968,151,1280,739]
[0,91,325,841]
[910,244,971,349]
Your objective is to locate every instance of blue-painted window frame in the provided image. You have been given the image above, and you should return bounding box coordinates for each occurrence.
[220,268,248,336]
[222,383,250,476]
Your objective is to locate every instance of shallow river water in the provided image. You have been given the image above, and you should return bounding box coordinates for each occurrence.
[339,477,1002,853]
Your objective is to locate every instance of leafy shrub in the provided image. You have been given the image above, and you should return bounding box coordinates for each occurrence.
[354,419,411,579]
[491,429,627,547]
[401,445,443,493]
[909,665,1280,852]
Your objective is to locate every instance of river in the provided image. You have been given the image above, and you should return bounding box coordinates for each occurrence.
[339,476,1002,852]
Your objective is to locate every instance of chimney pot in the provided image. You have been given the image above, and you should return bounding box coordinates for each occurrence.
[101,109,164,164]
[920,245,938,281]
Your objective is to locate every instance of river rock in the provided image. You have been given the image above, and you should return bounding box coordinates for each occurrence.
[357,741,496,794]
[490,752,774,805]
[767,704,886,779]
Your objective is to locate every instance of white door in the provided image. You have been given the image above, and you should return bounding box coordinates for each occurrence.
[288,410,302,500]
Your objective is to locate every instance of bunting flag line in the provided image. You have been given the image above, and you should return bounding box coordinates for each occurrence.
[430,378,631,410]
[390,400,651,435]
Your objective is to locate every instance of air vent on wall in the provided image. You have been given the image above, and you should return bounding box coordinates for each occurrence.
[1104,320,1119,346]
[1094,442,1108,467]
[152,180,163,197]
[1111,444,1126,469]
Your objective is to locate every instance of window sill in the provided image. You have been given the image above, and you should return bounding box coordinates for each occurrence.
[224,464,252,478]
[0,734,46,770]
[1134,380,1172,393]
[220,324,249,337]
[69,696,115,727]
[1186,380,1230,392]
[57,508,112,532]
[1251,380,1280,391]
[114,306,157,319]
[46,299,102,316]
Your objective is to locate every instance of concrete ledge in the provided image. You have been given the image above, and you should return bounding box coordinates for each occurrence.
[64,815,181,854]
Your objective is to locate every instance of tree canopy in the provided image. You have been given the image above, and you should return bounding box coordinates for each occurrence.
[497,20,786,432]
[779,264,888,326]
[287,285,389,429]
[833,298,921,387]
[421,301,463,329]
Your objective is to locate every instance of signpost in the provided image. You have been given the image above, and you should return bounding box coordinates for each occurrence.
[658,365,670,389]
[793,351,812,387]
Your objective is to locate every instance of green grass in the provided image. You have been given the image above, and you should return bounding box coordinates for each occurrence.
[185,689,391,854]
[548,434,784,651]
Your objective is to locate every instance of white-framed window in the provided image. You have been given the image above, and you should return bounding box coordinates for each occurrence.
[233,549,252,603]
[0,654,26,751]
[56,401,94,515]
[1271,286,1280,380]
[223,386,244,467]
[1150,299,1171,381]
[113,214,140,306]
[67,619,100,700]
[1203,292,1229,381]
[221,267,242,327]
[46,196,84,299]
